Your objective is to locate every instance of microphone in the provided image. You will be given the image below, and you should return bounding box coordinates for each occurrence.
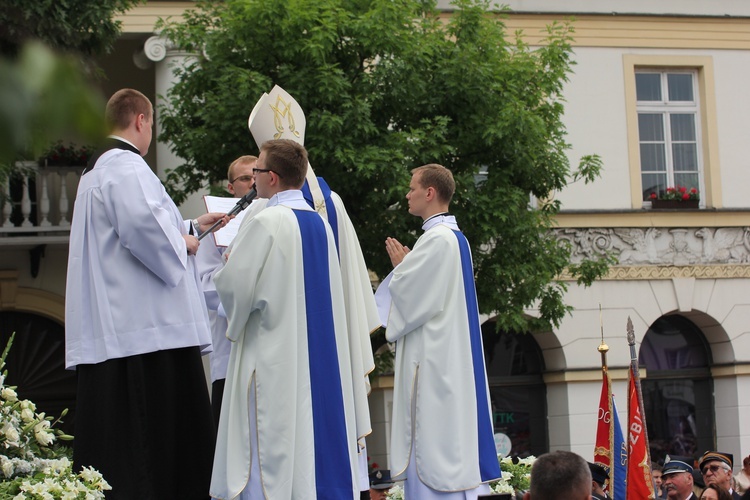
[197,185,257,241]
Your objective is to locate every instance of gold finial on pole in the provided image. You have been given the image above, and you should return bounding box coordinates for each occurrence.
[598,304,608,372]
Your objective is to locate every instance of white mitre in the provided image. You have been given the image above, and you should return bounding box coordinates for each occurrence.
[248,85,327,216]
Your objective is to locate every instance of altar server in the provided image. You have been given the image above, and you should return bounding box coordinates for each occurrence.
[211,139,359,499]
[66,88,224,499]
[195,154,258,426]
[382,164,501,498]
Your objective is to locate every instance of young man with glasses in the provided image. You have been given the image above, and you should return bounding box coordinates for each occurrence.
[195,155,257,426]
[210,139,359,499]
[699,452,742,499]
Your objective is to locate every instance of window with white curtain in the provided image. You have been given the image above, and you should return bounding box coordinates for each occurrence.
[635,70,704,203]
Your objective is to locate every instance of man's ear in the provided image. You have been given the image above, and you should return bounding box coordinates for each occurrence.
[425,186,436,201]
[227,183,235,195]
[134,113,146,132]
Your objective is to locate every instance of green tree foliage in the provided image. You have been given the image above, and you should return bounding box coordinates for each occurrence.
[0,0,143,170]
[158,0,609,332]
[0,0,142,60]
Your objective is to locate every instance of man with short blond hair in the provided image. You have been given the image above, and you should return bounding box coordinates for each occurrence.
[211,139,359,499]
[197,154,258,424]
[382,163,500,498]
[67,88,225,498]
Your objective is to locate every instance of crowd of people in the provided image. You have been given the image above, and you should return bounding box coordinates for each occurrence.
[649,452,750,500]
[64,87,748,500]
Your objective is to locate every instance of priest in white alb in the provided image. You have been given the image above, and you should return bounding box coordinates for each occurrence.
[379,164,501,499]
[211,139,359,499]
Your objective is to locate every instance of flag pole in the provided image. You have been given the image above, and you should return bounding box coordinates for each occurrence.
[626,316,656,499]
[595,304,615,494]
[598,304,609,374]
[626,317,652,463]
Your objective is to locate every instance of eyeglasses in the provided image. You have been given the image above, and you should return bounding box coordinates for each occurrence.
[702,464,729,476]
[230,175,254,184]
[252,167,283,178]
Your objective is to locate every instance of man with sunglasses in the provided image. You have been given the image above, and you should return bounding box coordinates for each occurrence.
[699,452,742,499]
[195,155,257,426]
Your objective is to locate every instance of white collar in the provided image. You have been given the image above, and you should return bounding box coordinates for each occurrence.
[107,135,139,151]
[422,213,459,232]
[267,189,312,210]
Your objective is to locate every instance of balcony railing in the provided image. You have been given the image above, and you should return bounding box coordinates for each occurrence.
[1,161,83,246]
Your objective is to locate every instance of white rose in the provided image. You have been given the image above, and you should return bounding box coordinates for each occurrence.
[20,408,34,422]
[1,457,13,477]
[4,425,20,445]
[1,388,17,402]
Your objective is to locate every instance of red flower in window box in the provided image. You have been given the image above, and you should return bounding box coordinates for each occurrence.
[650,185,700,208]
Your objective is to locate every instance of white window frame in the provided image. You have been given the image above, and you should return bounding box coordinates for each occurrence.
[635,69,705,207]
[623,55,721,209]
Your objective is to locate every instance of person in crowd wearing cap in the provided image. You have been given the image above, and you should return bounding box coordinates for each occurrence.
[381,164,501,498]
[653,463,668,499]
[210,139,359,499]
[369,469,395,500]
[699,452,742,499]
[588,462,611,499]
[194,155,258,427]
[735,456,750,495]
[522,451,592,500]
[662,455,699,500]
[700,484,734,500]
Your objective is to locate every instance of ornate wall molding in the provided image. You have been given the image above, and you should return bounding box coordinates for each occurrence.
[555,226,750,281]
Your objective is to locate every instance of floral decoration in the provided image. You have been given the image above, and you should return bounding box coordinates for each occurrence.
[0,333,111,499]
[385,484,404,500]
[489,455,536,496]
[649,186,699,202]
[38,142,94,167]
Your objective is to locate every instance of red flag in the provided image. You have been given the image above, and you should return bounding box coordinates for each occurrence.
[626,365,655,500]
[594,372,614,495]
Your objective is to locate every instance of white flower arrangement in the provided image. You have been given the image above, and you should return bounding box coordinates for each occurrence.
[0,333,111,499]
[385,484,404,500]
[488,454,536,496]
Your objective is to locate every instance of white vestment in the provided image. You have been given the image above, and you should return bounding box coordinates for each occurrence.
[195,232,230,383]
[228,180,379,445]
[386,215,501,493]
[211,190,359,500]
[65,148,211,369]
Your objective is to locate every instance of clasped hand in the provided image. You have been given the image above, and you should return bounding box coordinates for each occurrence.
[385,237,410,267]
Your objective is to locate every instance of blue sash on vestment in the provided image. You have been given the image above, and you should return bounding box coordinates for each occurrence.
[453,230,502,481]
[294,209,352,499]
[301,177,340,256]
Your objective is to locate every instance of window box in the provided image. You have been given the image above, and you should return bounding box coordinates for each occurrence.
[651,199,699,209]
